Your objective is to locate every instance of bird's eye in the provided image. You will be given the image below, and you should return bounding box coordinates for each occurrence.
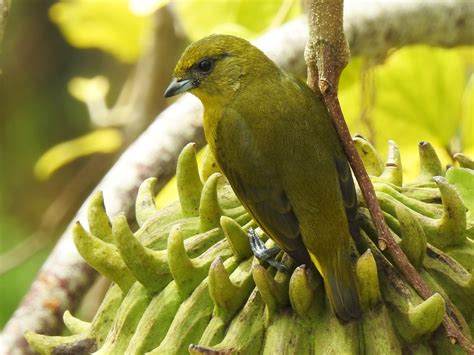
[197,59,213,73]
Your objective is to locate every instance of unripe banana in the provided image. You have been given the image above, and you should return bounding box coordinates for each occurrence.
[26,141,473,354]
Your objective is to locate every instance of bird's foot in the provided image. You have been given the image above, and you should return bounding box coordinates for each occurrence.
[248,228,289,273]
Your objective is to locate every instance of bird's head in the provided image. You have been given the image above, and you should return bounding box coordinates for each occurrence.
[164,34,277,104]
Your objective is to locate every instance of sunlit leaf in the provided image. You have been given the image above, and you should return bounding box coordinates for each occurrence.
[340,57,365,134]
[129,0,169,16]
[34,129,123,180]
[446,167,474,213]
[461,73,474,149]
[208,23,254,40]
[458,47,474,66]
[175,0,301,41]
[340,80,362,130]
[340,57,363,91]
[341,46,473,180]
[68,76,110,103]
[373,46,465,149]
[49,0,149,62]
[233,0,300,33]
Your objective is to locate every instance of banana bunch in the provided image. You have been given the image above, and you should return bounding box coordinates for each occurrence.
[26,139,473,354]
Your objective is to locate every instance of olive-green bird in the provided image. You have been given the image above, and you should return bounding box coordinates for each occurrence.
[164,34,361,322]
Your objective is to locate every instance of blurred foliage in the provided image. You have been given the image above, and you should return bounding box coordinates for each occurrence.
[1,0,473,333]
[175,0,301,40]
[375,48,464,148]
[0,0,128,329]
[0,216,51,327]
[340,46,474,179]
[34,128,122,180]
[49,0,149,63]
[49,0,300,63]
[462,72,474,149]
[68,75,110,103]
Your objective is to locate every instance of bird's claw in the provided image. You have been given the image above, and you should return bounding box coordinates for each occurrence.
[248,228,289,273]
[248,229,278,259]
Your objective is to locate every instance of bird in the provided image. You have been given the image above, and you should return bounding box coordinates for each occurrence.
[164,34,361,322]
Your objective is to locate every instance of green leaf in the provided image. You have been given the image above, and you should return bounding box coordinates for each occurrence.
[340,46,474,180]
[373,46,466,149]
[176,0,301,41]
[129,0,170,16]
[446,167,474,213]
[461,73,474,149]
[339,58,363,130]
[49,0,149,62]
[68,76,110,103]
[340,57,363,91]
[34,128,123,180]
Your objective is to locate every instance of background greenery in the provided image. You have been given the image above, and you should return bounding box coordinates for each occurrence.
[1,0,472,328]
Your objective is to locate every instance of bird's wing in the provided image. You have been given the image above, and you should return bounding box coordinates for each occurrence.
[220,159,299,240]
[213,113,310,263]
[334,154,359,240]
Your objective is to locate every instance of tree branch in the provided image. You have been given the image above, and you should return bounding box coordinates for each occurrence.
[1,1,473,353]
[344,0,474,58]
[304,0,473,352]
[305,0,349,95]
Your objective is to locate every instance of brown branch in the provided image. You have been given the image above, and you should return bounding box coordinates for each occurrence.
[304,0,473,352]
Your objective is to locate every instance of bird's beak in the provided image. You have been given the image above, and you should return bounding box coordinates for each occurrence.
[164,78,196,98]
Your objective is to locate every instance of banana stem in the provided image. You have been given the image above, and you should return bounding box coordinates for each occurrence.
[304,0,474,352]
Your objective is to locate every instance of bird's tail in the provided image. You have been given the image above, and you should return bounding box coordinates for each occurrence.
[322,255,361,323]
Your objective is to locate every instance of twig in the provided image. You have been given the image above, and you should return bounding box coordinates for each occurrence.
[304,0,474,352]
[2,2,474,353]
